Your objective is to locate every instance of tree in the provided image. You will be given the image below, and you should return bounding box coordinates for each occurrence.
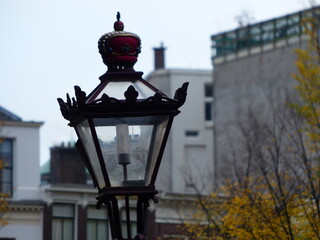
[234,9,255,28]
[181,103,320,239]
[180,9,320,240]
[292,8,320,145]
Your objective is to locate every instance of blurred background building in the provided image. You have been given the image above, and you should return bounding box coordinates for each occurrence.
[0,106,43,239]
[211,6,319,185]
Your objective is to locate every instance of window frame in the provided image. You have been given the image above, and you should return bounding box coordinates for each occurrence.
[0,138,14,197]
[204,84,214,123]
[52,203,75,240]
[86,205,109,240]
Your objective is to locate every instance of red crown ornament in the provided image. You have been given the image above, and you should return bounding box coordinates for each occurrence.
[98,12,141,71]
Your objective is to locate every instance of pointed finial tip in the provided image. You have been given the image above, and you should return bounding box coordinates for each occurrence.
[114,11,124,31]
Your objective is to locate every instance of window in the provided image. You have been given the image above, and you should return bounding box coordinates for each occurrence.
[262,21,274,43]
[121,208,137,239]
[185,130,199,137]
[204,84,213,122]
[205,84,213,98]
[0,139,13,196]
[87,206,109,240]
[205,102,212,121]
[52,204,75,240]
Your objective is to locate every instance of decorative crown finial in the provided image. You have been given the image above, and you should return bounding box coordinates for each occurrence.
[98,12,141,71]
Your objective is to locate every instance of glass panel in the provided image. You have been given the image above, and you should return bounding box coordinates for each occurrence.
[205,84,213,97]
[76,120,105,189]
[52,219,62,240]
[250,25,261,35]
[287,13,301,37]
[288,13,299,25]
[87,206,108,240]
[62,220,73,240]
[2,155,12,167]
[97,221,108,240]
[93,116,170,187]
[224,32,237,54]
[205,102,212,121]
[250,25,262,46]
[1,183,11,195]
[120,208,137,221]
[53,204,74,217]
[121,222,137,239]
[87,206,108,220]
[2,169,11,182]
[238,28,250,49]
[262,21,274,43]
[185,130,199,137]
[1,140,12,154]
[52,204,74,240]
[87,221,96,240]
[121,208,137,239]
[213,35,225,56]
[144,117,170,184]
[0,139,13,196]
[275,17,288,39]
[94,81,156,101]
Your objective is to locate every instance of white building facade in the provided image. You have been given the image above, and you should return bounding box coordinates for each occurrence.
[146,68,214,194]
[0,106,43,240]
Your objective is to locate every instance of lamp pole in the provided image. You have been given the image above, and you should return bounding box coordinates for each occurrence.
[58,12,188,240]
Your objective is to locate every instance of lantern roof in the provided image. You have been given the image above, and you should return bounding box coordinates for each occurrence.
[58,12,188,127]
[98,12,141,71]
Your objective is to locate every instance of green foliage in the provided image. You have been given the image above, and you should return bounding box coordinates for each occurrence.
[292,17,320,146]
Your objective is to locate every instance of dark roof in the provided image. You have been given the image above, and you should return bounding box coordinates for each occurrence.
[0,106,22,122]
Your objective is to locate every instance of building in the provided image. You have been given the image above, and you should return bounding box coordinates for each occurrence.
[42,144,159,240]
[146,45,214,195]
[41,144,101,240]
[144,45,214,238]
[0,106,43,240]
[211,6,320,185]
[149,67,214,195]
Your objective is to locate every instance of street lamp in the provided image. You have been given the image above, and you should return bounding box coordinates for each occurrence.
[58,12,188,240]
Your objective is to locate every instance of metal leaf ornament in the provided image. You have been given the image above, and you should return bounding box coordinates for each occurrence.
[124,85,139,103]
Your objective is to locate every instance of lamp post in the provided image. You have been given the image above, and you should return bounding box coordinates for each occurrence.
[58,12,188,240]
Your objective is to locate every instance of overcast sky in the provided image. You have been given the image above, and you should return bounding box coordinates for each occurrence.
[0,0,313,164]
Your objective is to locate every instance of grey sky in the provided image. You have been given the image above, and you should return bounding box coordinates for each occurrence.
[0,0,310,164]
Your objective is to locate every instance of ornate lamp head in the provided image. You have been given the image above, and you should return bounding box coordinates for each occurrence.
[57,12,188,240]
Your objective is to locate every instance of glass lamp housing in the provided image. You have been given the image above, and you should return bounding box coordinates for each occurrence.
[57,71,188,194]
[86,76,158,102]
[75,114,171,190]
